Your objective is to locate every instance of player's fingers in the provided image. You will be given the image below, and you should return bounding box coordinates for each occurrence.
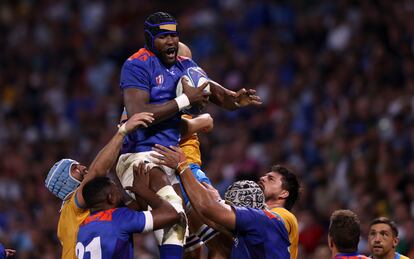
[247,89,256,95]
[198,81,210,91]
[150,152,165,161]
[169,145,181,152]
[133,114,153,123]
[138,162,146,174]
[237,88,247,95]
[251,100,263,105]
[138,122,149,128]
[132,164,139,175]
[154,144,173,153]
[147,116,155,122]
[250,95,262,101]
[125,186,133,192]
[140,115,154,122]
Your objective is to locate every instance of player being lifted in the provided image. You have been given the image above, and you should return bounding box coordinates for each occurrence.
[117,11,262,257]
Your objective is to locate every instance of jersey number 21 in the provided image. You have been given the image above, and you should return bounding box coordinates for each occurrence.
[76,237,102,259]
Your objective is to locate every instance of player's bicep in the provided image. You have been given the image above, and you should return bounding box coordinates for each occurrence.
[123,88,150,116]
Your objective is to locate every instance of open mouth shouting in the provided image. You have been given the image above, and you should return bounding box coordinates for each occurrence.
[163,47,177,64]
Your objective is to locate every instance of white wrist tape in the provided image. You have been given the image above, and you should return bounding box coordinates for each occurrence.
[174,94,190,111]
[118,123,127,136]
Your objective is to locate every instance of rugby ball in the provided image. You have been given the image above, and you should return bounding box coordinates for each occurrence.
[176,67,210,115]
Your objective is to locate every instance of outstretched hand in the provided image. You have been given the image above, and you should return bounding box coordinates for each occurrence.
[122,112,154,134]
[234,88,262,107]
[125,162,150,194]
[5,248,16,257]
[151,144,187,170]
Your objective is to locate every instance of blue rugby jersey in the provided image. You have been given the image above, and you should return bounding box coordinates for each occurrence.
[232,207,291,259]
[120,48,204,153]
[334,252,370,259]
[76,207,152,259]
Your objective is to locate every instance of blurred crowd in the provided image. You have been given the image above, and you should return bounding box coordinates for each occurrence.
[1,0,414,258]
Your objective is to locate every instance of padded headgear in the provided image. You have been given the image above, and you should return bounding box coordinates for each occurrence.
[225,180,266,209]
[45,158,80,200]
[144,12,178,53]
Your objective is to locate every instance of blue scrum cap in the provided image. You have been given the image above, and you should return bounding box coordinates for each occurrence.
[144,12,178,53]
[45,158,80,200]
[224,180,266,209]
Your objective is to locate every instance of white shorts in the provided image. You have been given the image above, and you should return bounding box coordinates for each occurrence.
[116,151,179,198]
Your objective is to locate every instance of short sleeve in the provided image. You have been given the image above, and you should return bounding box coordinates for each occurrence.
[114,207,153,234]
[67,191,86,214]
[120,60,151,92]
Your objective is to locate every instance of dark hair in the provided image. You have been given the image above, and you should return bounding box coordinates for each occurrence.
[82,177,113,208]
[329,210,360,253]
[271,165,299,210]
[370,217,399,237]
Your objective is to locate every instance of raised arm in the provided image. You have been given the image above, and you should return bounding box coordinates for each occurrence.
[209,80,262,110]
[76,112,154,207]
[152,145,237,231]
[126,163,180,230]
[180,113,213,139]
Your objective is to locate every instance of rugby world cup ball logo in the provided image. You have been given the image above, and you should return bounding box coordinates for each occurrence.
[186,67,207,86]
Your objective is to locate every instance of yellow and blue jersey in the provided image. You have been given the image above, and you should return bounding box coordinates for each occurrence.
[334,253,370,259]
[271,207,299,259]
[120,48,204,153]
[395,252,410,259]
[76,207,153,259]
[178,116,212,205]
[57,192,89,259]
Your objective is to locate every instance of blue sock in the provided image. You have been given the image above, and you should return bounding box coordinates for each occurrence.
[159,244,184,259]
